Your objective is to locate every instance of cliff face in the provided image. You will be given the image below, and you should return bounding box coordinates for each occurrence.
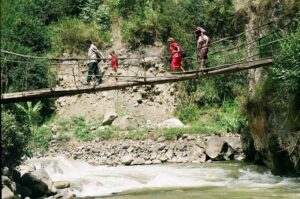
[236,0,300,176]
[245,93,300,176]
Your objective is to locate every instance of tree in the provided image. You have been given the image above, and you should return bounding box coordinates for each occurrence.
[15,101,43,129]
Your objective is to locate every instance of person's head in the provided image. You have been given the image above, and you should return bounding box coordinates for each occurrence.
[110,50,116,56]
[167,37,175,43]
[195,26,206,34]
[85,40,92,47]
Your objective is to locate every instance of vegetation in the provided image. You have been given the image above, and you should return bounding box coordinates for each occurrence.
[1,108,31,168]
[0,0,299,176]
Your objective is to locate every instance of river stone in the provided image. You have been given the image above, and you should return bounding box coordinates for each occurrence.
[131,157,145,165]
[2,176,11,187]
[16,182,32,198]
[165,150,174,160]
[17,164,36,176]
[20,169,57,197]
[224,137,242,150]
[205,136,227,160]
[188,145,206,163]
[54,181,71,189]
[121,154,133,165]
[152,159,161,164]
[2,185,14,199]
[157,118,185,128]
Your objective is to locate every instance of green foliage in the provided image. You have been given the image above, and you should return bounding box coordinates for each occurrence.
[175,99,246,136]
[175,103,200,123]
[272,24,300,92]
[30,127,53,151]
[94,4,112,31]
[15,101,43,128]
[1,109,32,168]
[216,100,247,133]
[50,18,110,54]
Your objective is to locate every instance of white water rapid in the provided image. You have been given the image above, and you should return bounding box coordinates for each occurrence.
[26,156,300,198]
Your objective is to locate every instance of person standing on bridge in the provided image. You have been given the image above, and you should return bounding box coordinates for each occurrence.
[110,50,118,82]
[84,40,104,85]
[167,38,185,72]
[195,27,210,70]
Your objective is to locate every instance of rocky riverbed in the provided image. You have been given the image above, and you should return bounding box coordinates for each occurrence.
[42,134,245,166]
[2,134,245,199]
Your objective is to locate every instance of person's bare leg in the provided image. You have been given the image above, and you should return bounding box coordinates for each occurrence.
[180,66,186,72]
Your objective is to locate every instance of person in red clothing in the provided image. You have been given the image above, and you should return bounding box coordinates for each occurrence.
[110,50,118,81]
[167,38,185,72]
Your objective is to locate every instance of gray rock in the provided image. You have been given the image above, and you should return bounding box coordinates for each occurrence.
[2,167,9,176]
[102,112,118,126]
[2,185,14,199]
[131,158,145,165]
[16,165,36,176]
[205,136,227,160]
[159,155,168,162]
[157,118,185,128]
[152,159,162,164]
[188,145,206,163]
[156,136,166,142]
[224,137,242,150]
[53,181,70,189]
[20,169,57,197]
[121,154,133,165]
[165,150,174,160]
[2,176,11,187]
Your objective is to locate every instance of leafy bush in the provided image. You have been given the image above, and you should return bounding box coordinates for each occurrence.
[1,109,32,168]
[50,18,110,54]
[272,24,300,93]
[94,4,112,31]
[15,101,43,128]
[175,103,199,123]
[30,127,53,151]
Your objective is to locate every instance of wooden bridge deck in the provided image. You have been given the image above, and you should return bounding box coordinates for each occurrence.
[1,58,273,103]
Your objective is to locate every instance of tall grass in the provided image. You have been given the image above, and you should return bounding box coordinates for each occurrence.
[50,18,111,55]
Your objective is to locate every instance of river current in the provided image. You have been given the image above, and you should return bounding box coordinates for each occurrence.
[27,156,300,199]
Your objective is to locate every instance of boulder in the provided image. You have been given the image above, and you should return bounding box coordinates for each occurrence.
[102,112,118,126]
[205,136,227,160]
[121,154,133,165]
[20,169,57,197]
[2,185,14,199]
[188,145,206,163]
[157,118,185,128]
[16,183,32,198]
[16,165,36,176]
[53,181,71,189]
[112,116,138,130]
[131,158,146,165]
[2,176,11,187]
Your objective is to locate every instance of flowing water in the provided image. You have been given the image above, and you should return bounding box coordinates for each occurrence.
[27,156,300,199]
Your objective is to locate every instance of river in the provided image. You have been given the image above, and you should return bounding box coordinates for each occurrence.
[27,156,300,199]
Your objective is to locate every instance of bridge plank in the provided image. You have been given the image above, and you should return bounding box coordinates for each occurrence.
[1,58,273,103]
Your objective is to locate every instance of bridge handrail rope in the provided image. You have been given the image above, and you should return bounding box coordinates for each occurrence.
[0,35,282,67]
[2,16,294,97]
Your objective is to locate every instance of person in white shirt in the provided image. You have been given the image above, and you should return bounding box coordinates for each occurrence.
[84,40,104,85]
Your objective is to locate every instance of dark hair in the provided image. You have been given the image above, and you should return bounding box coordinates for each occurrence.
[86,40,92,44]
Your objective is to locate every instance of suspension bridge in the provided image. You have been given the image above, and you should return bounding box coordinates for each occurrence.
[0,19,292,103]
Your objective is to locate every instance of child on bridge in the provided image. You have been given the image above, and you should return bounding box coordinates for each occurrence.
[110,50,118,82]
